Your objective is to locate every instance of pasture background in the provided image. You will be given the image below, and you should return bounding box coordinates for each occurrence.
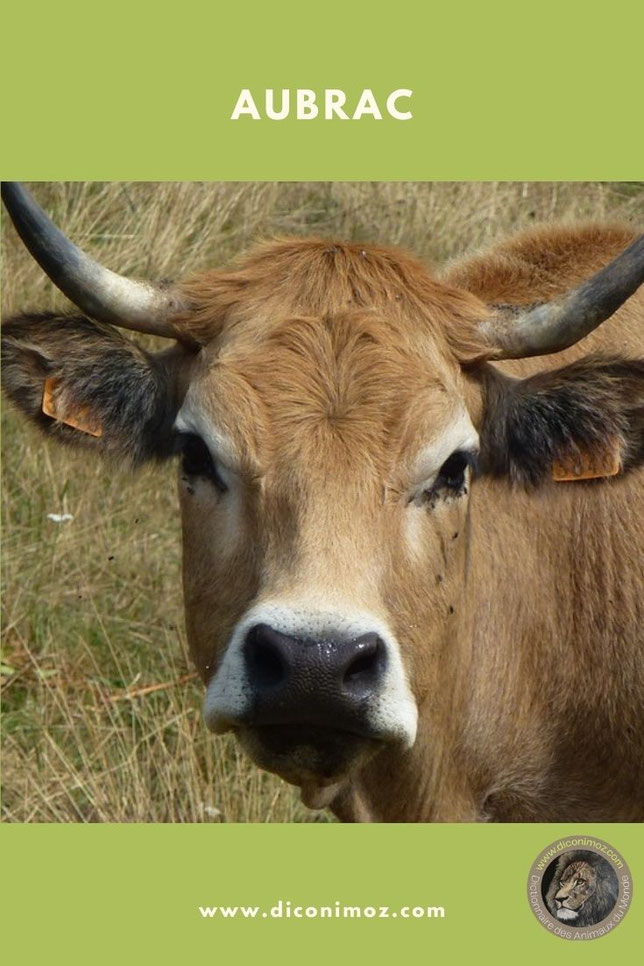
[2,181,643,823]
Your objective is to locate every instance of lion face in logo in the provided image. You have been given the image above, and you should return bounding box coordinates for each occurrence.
[551,861,597,920]
[545,851,619,926]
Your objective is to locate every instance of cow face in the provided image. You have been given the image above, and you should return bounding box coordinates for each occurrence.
[174,310,479,798]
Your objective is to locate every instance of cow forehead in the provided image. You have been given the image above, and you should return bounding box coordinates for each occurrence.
[178,311,469,475]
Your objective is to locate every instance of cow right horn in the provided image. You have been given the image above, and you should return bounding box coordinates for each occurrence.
[483,233,644,359]
[2,182,188,338]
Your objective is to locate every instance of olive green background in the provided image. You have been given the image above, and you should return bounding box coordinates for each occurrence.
[0,825,641,961]
[1,0,642,962]
[2,0,643,179]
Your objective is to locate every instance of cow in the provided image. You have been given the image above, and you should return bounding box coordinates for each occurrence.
[2,182,643,822]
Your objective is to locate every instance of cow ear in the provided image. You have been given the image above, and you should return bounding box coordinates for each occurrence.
[478,356,644,487]
[1,313,193,465]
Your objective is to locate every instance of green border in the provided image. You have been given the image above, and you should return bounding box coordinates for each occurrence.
[2,2,643,962]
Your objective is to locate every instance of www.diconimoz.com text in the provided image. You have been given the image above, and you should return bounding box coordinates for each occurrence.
[199,901,446,920]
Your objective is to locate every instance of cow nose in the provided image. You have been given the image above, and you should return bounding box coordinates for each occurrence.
[243,623,387,730]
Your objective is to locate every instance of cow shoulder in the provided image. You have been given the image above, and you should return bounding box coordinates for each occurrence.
[442,222,639,306]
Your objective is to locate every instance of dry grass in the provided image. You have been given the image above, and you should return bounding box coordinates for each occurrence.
[2,181,643,822]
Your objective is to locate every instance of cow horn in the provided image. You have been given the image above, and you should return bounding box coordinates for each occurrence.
[1,182,188,338]
[484,233,644,359]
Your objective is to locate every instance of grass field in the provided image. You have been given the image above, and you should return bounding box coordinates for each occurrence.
[2,181,643,822]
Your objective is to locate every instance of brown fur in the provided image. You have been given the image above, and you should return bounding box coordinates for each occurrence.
[444,223,638,305]
[3,221,643,822]
[175,238,493,362]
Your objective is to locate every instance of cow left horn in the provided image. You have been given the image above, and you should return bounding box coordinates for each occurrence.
[1,183,188,338]
[484,233,644,359]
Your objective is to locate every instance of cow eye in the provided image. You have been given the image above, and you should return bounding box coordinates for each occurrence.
[178,433,228,493]
[416,449,474,508]
[435,450,470,493]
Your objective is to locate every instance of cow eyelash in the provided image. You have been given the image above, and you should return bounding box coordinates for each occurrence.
[422,450,475,503]
[437,451,471,490]
[177,433,228,494]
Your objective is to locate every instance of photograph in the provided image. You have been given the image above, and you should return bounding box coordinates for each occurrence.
[2,181,643,824]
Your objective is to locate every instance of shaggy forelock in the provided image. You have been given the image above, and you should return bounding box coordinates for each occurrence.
[173,236,491,363]
[193,307,462,482]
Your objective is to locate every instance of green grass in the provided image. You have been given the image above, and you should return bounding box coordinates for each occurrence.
[2,181,643,822]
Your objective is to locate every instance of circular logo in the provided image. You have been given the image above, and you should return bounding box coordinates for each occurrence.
[527,836,632,940]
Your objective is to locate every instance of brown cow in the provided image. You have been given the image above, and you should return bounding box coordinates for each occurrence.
[2,183,643,822]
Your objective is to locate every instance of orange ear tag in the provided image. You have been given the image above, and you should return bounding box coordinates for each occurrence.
[42,377,103,438]
[552,439,621,482]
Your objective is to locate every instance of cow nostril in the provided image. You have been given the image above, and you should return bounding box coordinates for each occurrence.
[342,635,385,695]
[245,628,286,688]
[345,650,377,681]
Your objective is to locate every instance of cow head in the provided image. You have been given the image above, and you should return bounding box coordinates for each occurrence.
[2,184,643,808]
